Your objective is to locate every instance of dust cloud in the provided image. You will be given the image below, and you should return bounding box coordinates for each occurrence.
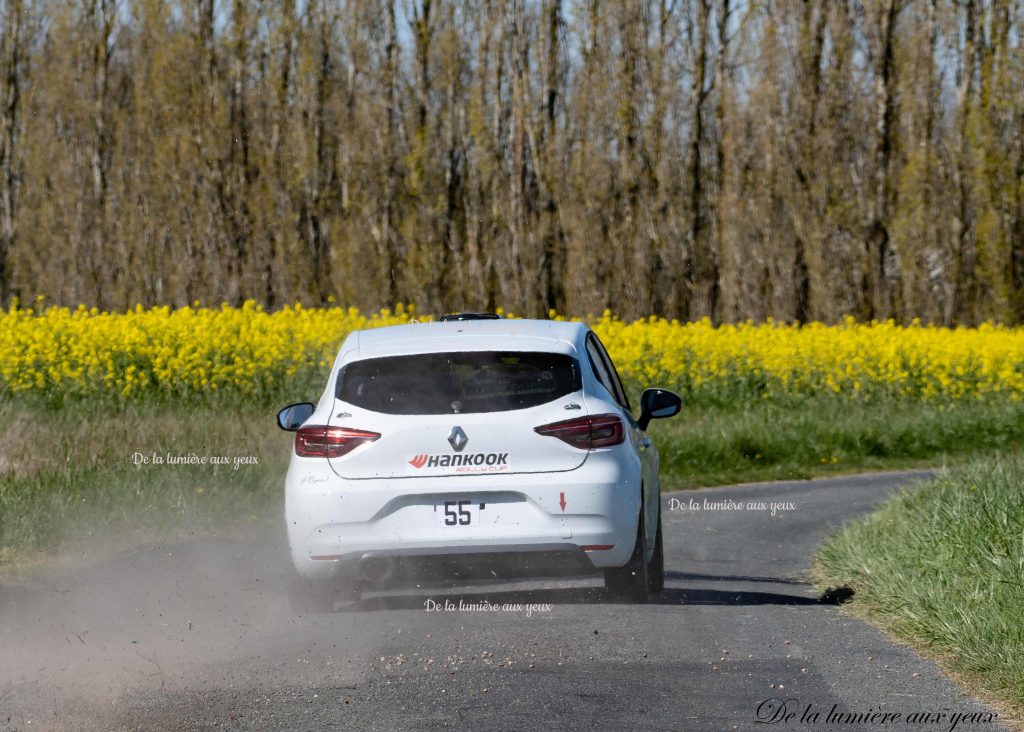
[0,528,428,731]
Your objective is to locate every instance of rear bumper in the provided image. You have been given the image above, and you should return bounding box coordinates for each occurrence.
[305,545,600,585]
[284,453,640,581]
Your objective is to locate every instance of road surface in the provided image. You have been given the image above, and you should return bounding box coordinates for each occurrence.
[0,470,1010,731]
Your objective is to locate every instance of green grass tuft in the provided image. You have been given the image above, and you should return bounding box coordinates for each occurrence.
[816,457,1024,709]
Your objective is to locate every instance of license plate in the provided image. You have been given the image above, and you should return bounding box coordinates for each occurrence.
[435,499,484,527]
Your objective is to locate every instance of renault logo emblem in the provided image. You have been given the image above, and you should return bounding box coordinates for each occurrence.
[448,426,468,452]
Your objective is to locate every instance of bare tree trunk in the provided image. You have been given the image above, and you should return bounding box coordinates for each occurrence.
[713,0,733,321]
[379,0,400,305]
[647,0,671,316]
[1013,134,1024,322]
[951,0,978,323]
[612,1,649,318]
[917,0,939,319]
[436,4,465,309]
[975,0,1015,321]
[789,0,829,323]
[462,0,495,309]
[485,2,506,311]
[219,0,255,305]
[292,1,337,305]
[265,0,297,309]
[864,0,903,321]
[0,0,27,307]
[186,0,218,306]
[88,0,116,309]
[686,0,715,320]
[507,0,531,313]
[539,0,564,314]
[1012,35,1024,324]
[408,0,436,308]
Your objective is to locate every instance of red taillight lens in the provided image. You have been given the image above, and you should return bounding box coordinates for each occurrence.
[534,414,624,449]
[294,426,381,458]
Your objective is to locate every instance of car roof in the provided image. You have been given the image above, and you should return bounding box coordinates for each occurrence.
[346,319,590,359]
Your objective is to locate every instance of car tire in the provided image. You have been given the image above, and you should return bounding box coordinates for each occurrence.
[647,507,664,595]
[288,577,359,614]
[603,507,650,603]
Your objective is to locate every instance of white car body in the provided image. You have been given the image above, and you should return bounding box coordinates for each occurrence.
[279,317,678,602]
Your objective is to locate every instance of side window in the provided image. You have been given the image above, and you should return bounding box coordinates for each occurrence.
[585,336,617,402]
[589,334,632,413]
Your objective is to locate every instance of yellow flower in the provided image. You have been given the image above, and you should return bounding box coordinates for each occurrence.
[2,304,1023,404]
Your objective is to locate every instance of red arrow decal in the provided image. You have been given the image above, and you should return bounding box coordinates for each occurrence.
[559,492,566,512]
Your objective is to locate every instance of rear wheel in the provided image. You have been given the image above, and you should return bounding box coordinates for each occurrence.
[647,508,664,595]
[604,508,650,603]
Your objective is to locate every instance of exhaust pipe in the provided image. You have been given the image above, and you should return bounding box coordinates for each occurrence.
[358,555,394,584]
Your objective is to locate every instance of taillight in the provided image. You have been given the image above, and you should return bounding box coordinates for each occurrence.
[534,414,624,449]
[294,426,381,458]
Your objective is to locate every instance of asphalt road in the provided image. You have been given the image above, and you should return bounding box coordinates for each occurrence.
[0,470,1011,731]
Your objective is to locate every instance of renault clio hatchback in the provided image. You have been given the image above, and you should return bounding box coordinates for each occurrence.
[276,314,681,611]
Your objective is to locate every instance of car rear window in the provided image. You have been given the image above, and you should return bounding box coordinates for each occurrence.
[336,351,581,414]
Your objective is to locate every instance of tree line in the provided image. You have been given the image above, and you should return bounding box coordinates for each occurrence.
[0,0,1022,323]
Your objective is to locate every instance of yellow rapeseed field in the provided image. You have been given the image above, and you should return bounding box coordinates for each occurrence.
[2,299,1023,402]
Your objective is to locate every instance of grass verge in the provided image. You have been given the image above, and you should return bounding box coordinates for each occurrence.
[815,457,1024,718]
[652,396,1024,486]
[0,397,289,574]
[3,394,1024,571]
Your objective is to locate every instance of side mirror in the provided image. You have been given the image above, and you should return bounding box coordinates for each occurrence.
[277,402,315,431]
[637,388,682,431]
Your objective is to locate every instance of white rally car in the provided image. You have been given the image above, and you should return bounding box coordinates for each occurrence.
[276,314,681,610]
